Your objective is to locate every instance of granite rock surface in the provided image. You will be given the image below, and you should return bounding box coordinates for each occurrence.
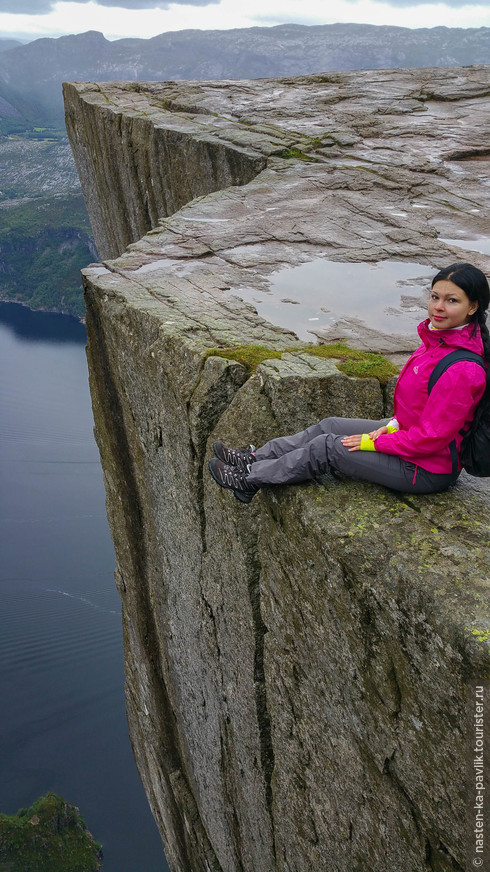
[64,68,490,872]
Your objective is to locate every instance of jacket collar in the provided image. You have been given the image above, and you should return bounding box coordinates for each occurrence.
[417,318,484,356]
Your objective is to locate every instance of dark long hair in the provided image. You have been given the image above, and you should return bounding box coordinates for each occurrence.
[432,262,490,363]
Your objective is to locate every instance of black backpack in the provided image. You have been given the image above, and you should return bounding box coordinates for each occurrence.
[428,349,489,477]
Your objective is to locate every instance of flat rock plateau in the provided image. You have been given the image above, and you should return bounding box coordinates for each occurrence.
[65,67,490,872]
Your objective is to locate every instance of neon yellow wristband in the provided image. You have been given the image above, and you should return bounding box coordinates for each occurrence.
[386,426,398,433]
[360,434,376,451]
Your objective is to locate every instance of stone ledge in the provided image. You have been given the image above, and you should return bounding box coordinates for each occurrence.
[68,68,490,872]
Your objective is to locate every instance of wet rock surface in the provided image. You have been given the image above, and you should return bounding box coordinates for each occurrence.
[65,67,489,349]
[65,68,490,872]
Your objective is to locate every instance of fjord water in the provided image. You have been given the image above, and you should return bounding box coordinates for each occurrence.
[0,303,167,872]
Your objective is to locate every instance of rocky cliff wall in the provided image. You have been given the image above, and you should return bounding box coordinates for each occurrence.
[64,68,490,872]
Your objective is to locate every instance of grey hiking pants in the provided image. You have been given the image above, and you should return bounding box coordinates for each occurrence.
[247,417,457,494]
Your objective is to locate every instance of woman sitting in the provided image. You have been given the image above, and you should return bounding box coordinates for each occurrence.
[208,262,489,503]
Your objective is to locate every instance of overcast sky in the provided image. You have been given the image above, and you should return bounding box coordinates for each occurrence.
[0,0,489,42]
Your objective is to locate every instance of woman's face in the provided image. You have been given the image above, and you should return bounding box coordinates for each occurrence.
[428,279,478,330]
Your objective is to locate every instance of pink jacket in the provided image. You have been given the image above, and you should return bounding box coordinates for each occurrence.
[375,318,487,474]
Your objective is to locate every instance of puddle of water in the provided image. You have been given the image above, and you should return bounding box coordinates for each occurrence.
[443,161,466,175]
[424,103,458,118]
[230,260,434,342]
[441,237,490,256]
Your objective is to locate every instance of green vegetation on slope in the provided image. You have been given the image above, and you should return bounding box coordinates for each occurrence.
[0,793,102,872]
[0,120,66,140]
[0,194,94,319]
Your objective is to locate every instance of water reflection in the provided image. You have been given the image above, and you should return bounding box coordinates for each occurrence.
[230,259,434,342]
[441,238,490,257]
[0,302,166,872]
[0,302,86,343]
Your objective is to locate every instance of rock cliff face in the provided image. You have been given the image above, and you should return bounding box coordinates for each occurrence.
[64,68,490,872]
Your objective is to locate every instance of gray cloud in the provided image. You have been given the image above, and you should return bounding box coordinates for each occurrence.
[0,0,480,16]
[0,0,215,13]
[82,0,215,7]
[0,0,52,10]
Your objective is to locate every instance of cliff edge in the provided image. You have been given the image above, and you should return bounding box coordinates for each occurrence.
[64,68,490,872]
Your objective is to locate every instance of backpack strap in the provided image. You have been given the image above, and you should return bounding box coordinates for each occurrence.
[427,349,486,478]
[427,349,486,394]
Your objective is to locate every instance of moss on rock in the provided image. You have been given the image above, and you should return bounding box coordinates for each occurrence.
[205,342,398,383]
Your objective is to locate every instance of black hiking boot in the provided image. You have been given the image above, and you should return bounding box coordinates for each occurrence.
[208,458,259,504]
[213,441,256,471]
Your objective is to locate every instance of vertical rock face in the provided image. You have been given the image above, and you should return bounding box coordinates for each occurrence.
[65,70,490,872]
[64,81,267,260]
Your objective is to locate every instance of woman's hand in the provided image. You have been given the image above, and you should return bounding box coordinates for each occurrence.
[368,426,389,440]
[341,426,390,452]
[341,434,363,452]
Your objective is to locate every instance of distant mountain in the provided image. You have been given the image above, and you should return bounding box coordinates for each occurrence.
[0,23,489,124]
[0,38,23,53]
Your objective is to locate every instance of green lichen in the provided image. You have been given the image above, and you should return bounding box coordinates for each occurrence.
[470,628,490,642]
[204,344,284,372]
[95,88,111,104]
[205,342,398,383]
[0,793,102,872]
[277,148,312,161]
